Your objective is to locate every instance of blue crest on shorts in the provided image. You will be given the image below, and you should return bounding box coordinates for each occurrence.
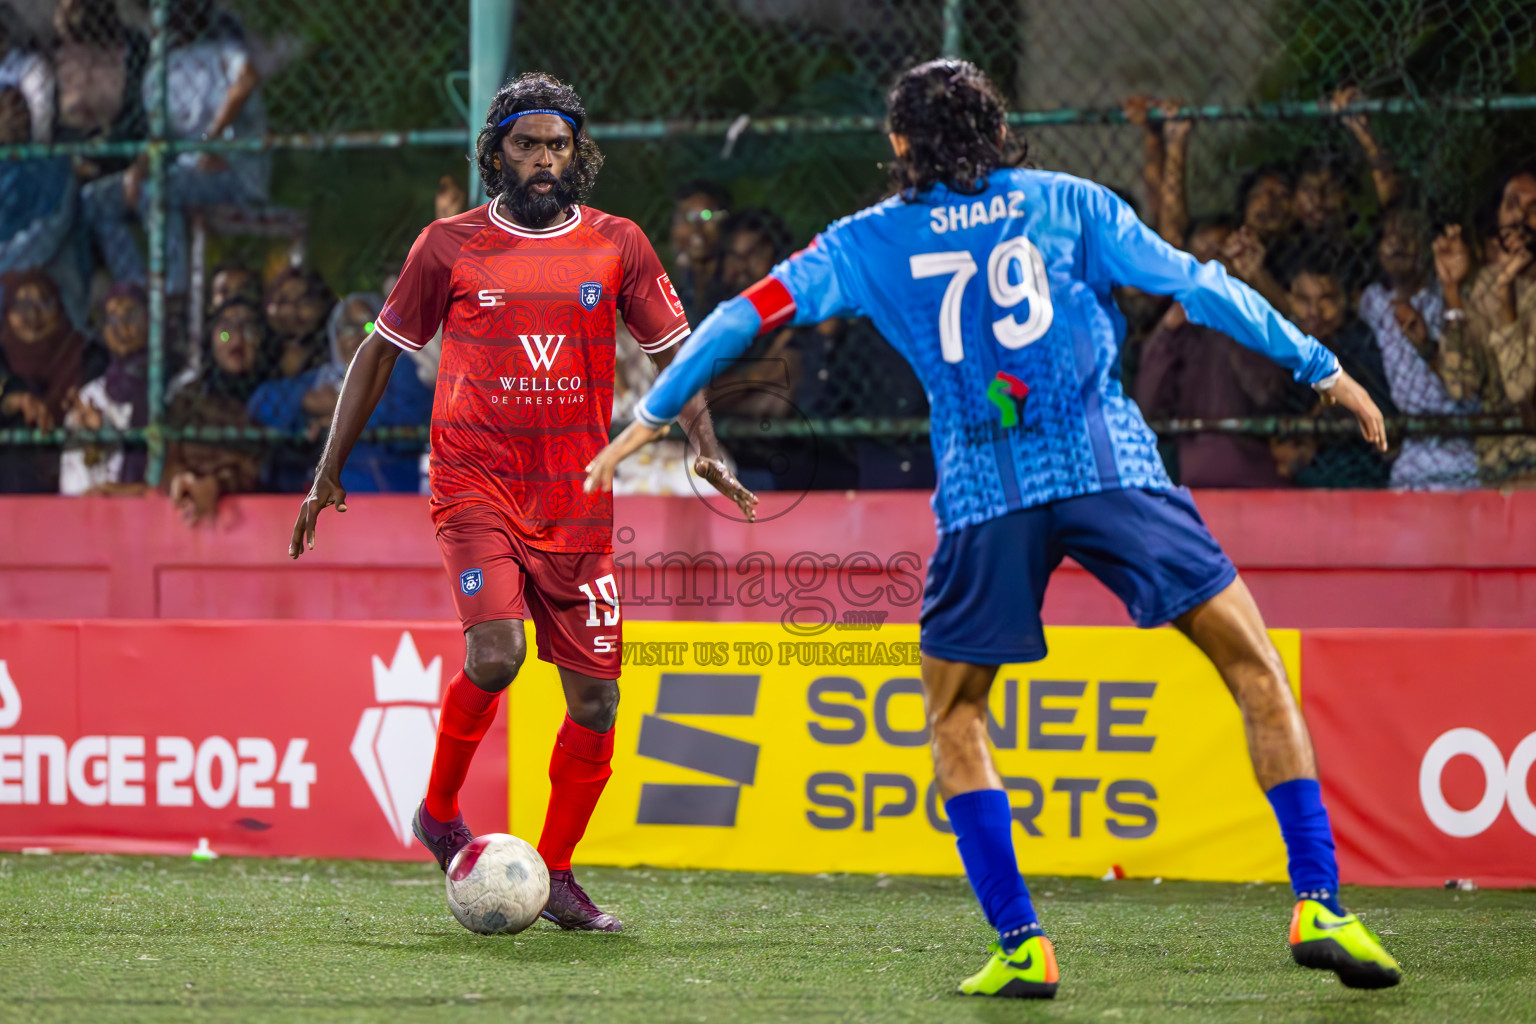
[578,281,603,311]
[459,568,483,596]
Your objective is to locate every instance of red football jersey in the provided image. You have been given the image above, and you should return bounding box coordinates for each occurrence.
[376,202,689,552]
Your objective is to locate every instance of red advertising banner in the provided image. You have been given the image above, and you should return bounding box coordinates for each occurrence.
[5,620,1534,888]
[0,622,505,860]
[1303,630,1536,888]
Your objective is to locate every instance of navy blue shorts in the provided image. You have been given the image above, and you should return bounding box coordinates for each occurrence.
[920,488,1237,664]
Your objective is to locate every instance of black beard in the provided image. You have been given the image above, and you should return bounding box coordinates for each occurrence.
[503,170,577,229]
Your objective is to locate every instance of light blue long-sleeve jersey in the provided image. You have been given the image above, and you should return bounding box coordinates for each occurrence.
[637,169,1339,534]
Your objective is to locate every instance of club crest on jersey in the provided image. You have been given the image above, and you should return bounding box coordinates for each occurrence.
[578,281,603,311]
[460,568,484,596]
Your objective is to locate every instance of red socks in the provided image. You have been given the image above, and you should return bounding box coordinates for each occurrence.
[426,677,613,868]
[537,715,615,871]
[424,671,502,821]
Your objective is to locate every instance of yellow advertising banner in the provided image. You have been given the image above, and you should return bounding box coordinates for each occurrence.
[509,623,1299,881]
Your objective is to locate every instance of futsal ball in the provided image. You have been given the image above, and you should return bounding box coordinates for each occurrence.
[445,833,550,935]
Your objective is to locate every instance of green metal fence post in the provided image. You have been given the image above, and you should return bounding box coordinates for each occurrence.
[941,0,964,58]
[145,0,170,487]
[469,0,514,204]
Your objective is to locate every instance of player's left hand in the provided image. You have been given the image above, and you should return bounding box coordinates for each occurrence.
[289,474,347,558]
[693,455,759,522]
[583,420,666,495]
[1320,370,1388,452]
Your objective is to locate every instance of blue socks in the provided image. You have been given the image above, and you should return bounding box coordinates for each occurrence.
[946,789,1042,952]
[1265,778,1344,915]
[946,781,1339,949]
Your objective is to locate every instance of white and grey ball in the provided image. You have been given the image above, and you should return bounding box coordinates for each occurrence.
[445,833,550,935]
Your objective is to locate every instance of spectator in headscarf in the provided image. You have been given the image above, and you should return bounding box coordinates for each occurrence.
[0,269,103,491]
[60,282,151,495]
[250,268,337,489]
[208,262,260,316]
[162,296,267,522]
[264,266,335,378]
[249,292,431,492]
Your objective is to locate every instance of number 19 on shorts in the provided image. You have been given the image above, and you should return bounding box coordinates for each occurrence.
[579,574,621,654]
[578,574,621,626]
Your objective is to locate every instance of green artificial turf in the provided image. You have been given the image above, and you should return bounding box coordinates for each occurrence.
[0,854,1532,1023]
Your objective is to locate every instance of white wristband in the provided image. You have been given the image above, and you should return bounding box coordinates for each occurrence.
[632,401,672,430]
[1311,369,1343,393]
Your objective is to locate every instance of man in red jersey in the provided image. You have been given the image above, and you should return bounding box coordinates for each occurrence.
[289,73,756,931]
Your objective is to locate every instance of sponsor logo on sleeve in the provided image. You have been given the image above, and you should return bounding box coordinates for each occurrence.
[657,274,685,318]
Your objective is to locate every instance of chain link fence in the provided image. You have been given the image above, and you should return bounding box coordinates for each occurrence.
[1,0,1533,500]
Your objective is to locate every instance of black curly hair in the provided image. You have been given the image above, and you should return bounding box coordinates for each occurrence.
[475,72,603,203]
[885,60,1023,198]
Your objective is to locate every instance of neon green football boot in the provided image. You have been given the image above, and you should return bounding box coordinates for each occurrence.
[1289,899,1402,989]
[958,935,1059,999]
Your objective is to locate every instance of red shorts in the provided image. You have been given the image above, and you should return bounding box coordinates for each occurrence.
[435,503,621,678]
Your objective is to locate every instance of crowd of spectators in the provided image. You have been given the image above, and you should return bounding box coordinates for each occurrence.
[2,2,1534,510]
[654,95,1536,496]
[1127,89,1535,491]
[635,181,933,497]
[0,0,440,518]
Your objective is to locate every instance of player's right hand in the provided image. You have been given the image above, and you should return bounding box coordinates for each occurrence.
[1320,371,1387,452]
[290,475,347,558]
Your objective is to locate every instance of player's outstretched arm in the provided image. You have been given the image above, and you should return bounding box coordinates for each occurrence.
[1086,186,1336,382]
[584,293,767,499]
[289,334,402,558]
[647,344,759,521]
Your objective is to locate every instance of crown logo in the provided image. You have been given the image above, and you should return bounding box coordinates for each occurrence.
[353,632,443,846]
[371,632,442,704]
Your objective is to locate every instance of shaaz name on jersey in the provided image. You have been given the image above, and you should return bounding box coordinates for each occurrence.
[930,190,1027,234]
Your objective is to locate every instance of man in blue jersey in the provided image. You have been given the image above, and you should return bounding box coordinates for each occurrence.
[585,61,1400,998]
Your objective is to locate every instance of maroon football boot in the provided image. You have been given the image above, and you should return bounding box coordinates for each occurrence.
[541,868,623,931]
[412,800,475,872]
